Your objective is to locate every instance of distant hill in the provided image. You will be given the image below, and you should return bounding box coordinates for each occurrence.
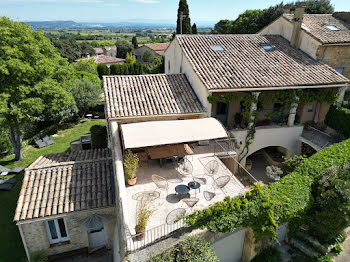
[25,20,83,29]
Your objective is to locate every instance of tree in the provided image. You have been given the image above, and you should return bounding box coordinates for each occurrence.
[143,49,154,64]
[0,18,73,160]
[132,36,138,48]
[52,39,95,62]
[126,52,137,64]
[213,19,233,34]
[116,40,134,59]
[71,58,98,75]
[71,78,102,117]
[192,23,198,34]
[231,9,264,34]
[79,41,95,57]
[176,0,192,34]
[97,64,110,78]
[308,166,350,243]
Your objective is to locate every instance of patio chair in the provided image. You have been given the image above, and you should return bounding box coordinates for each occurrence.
[204,160,219,177]
[203,191,216,201]
[42,135,55,145]
[33,136,47,149]
[177,159,193,176]
[0,165,11,173]
[166,208,186,225]
[182,197,199,211]
[213,175,231,194]
[152,175,169,195]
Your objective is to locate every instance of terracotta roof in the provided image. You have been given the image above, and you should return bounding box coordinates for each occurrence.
[140,43,170,56]
[14,149,114,222]
[283,13,350,44]
[175,34,349,91]
[94,55,125,65]
[94,47,104,54]
[103,74,205,119]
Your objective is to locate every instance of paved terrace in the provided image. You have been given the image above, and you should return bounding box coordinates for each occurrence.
[124,148,246,250]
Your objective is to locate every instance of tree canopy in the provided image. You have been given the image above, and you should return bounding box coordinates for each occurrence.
[52,38,95,62]
[132,36,138,48]
[213,0,334,34]
[0,17,73,159]
[116,40,134,59]
[142,49,154,64]
[176,0,192,34]
[192,23,198,34]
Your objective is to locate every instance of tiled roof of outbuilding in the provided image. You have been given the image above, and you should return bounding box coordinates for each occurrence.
[14,149,114,222]
[103,74,205,119]
[283,13,350,44]
[175,34,349,91]
[140,43,170,55]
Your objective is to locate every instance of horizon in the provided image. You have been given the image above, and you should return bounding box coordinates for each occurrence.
[1,0,349,25]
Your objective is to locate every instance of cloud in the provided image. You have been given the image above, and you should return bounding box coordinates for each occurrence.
[130,0,160,3]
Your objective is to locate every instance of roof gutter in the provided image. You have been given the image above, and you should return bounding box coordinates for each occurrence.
[208,83,349,93]
[107,112,207,122]
[322,43,350,46]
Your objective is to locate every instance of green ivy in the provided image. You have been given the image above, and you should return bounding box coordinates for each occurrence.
[185,139,350,242]
[325,105,350,138]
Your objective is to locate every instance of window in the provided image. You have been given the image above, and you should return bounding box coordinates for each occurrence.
[210,45,224,51]
[324,25,340,31]
[261,44,274,51]
[45,218,69,244]
[335,67,344,74]
[168,61,171,72]
[307,104,313,112]
[257,101,263,112]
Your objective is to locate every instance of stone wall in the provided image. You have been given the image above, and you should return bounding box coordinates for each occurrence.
[19,207,116,257]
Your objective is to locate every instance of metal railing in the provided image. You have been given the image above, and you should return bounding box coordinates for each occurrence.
[126,219,186,253]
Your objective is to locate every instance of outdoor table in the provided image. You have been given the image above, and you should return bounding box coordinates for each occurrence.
[175,184,190,195]
[132,191,160,201]
[188,181,201,196]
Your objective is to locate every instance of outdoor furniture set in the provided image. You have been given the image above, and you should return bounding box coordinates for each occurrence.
[33,134,55,149]
[0,165,24,190]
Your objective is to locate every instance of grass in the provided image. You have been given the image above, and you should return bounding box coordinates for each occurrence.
[0,119,106,262]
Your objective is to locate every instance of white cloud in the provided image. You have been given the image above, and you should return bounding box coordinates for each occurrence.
[130,0,160,3]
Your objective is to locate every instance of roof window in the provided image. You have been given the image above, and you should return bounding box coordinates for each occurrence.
[211,45,224,51]
[324,24,340,31]
[261,44,274,51]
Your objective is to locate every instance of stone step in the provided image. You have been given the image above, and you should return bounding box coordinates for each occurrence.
[295,231,330,254]
[290,237,321,257]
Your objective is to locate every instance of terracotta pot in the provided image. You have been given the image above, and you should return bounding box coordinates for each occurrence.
[127,177,137,186]
[135,230,145,240]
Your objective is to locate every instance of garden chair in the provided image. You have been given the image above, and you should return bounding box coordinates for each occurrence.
[204,160,219,177]
[213,175,231,194]
[152,175,169,195]
[33,136,47,149]
[177,159,193,176]
[42,135,55,145]
[203,191,216,201]
[182,197,199,211]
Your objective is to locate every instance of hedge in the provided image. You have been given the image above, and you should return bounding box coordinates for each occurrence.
[185,139,350,241]
[325,105,350,138]
[90,125,107,148]
[149,236,219,262]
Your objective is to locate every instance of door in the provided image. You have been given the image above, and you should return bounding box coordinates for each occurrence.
[216,102,229,126]
[212,228,246,262]
[88,227,107,249]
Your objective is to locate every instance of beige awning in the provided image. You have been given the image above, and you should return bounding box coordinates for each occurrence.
[121,118,228,149]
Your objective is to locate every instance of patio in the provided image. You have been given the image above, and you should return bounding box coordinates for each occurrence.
[124,149,246,249]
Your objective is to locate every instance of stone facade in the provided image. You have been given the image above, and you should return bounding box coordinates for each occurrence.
[19,207,116,257]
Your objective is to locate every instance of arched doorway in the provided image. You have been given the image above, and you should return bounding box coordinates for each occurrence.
[246,146,289,184]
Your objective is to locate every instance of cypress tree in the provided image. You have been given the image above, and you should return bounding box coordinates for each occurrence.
[192,23,198,34]
[176,0,192,34]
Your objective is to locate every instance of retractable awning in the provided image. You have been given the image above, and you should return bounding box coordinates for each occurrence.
[120,118,228,149]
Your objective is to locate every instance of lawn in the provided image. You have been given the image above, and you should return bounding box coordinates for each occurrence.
[0,119,106,262]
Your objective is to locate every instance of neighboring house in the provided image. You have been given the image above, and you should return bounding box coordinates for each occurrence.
[164,33,349,168]
[259,8,350,101]
[134,43,170,62]
[14,149,117,261]
[94,46,117,57]
[78,55,125,67]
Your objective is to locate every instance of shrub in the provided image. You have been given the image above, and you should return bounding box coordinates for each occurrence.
[282,155,307,171]
[251,246,282,262]
[149,236,219,262]
[28,251,48,262]
[325,105,350,138]
[90,125,107,149]
[266,165,283,179]
[97,64,110,78]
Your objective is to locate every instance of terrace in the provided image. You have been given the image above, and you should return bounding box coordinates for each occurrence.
[124,144,247,251]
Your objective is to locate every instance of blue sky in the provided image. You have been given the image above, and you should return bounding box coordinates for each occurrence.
[0,0,349,23]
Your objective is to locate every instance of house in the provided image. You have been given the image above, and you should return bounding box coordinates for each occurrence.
[134,43,170,62]
[14,149,117,261]
[78,55,125,67]
[258,8,350,102]
[94,46,117,57]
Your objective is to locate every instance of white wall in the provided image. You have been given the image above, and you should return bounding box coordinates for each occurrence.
[165,39,212,115]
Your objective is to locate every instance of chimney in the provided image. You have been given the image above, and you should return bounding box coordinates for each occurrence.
[284,5,291,14]
[290,7,304,48]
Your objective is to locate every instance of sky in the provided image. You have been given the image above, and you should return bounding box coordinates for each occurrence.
[0,0,349,24]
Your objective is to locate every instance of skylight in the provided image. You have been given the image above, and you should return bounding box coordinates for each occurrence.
[324,25,340,31]
[261,44,274,51]
[211,45,224,51]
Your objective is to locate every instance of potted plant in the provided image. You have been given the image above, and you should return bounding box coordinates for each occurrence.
[123,150,139,186]
[304,120,314,131]
[135,201,153,240]
[266,165,283,181]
